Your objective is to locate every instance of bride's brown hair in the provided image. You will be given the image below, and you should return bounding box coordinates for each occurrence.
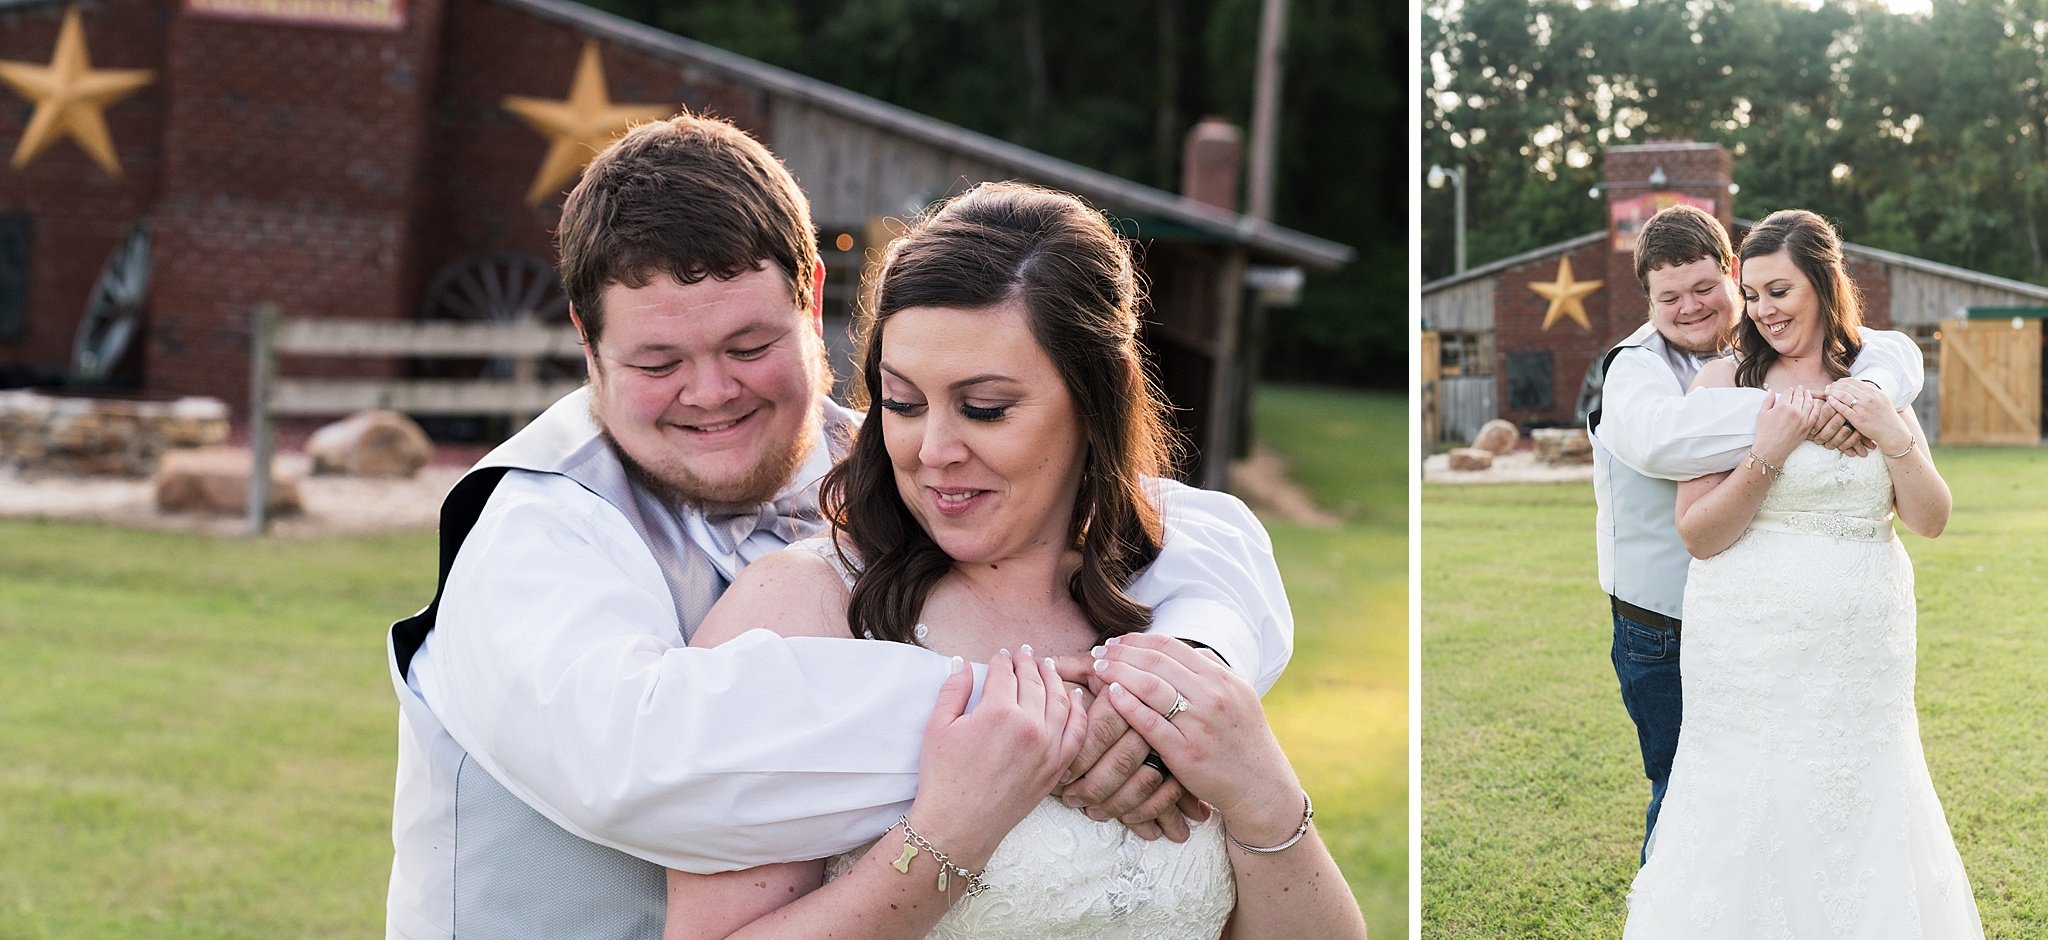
[1733,209,1863,389]
[821,182,1175,646]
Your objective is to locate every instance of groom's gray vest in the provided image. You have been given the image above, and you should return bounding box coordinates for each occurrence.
[1589,322,1699,620]
[385,387,851,940]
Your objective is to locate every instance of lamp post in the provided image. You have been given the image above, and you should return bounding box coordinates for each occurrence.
[1428,163,1466,274]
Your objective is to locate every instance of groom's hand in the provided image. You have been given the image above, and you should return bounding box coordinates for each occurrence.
[1058,698,1192,843]
[1050,652,1192,842]
[1812,380,1878,456]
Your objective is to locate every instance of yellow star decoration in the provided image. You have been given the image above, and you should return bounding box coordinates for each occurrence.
[502,41,673,206]
[0,7,154,177]
[1530,255,1602,332]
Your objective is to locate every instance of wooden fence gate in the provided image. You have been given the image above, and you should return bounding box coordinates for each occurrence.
[1937,315,2041,445]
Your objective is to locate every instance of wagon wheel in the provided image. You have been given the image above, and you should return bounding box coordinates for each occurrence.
[71,223,151,385]
[418,252,582,381]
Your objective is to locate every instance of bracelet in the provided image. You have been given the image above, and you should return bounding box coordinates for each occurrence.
[1225,790,1315,854]
[1881,435,1915,459]
[887,817,991,897]
[1743,451,1783,479]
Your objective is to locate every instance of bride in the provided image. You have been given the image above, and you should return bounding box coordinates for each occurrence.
[661,182,1368,939]
[1623,209,1981,937]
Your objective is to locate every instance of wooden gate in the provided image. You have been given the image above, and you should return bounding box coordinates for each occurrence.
[1938,316,2041,445]
[1420,329,1442,447]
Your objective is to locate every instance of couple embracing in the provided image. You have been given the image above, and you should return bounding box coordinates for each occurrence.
[1594,204,1982,936]
[384,111,1368,939]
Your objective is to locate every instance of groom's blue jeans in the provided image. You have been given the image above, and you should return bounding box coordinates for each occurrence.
[1610,598,1682,866]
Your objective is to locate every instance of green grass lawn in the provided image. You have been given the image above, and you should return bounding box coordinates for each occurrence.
[1252,384,1409,939]
[1421,447,2048,938]
[0,382,1406,938]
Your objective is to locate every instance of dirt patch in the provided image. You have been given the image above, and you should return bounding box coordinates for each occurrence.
[1422,449,1594,485]
[1229,445,1344,528]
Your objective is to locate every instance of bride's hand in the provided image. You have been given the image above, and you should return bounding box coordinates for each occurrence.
[1824,384,1913,456]
[1754,384,1824,464]
[1089,634,1307,845]
[906,647,1088,864]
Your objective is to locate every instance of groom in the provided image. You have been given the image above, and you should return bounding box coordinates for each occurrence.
[1588,204,1923,860]
[384,111,1294,938]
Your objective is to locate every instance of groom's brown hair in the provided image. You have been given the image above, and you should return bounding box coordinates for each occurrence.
[1633,204,1734,291]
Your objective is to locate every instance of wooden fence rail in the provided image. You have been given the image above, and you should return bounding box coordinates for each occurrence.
[247,304,583,533]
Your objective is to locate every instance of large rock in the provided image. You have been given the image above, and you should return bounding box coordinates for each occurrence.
[1533,427,1594,465]
[1472,419,1520,454]
[306,410,434,478]
[1447,447,1495,471]
[154,447,303,516]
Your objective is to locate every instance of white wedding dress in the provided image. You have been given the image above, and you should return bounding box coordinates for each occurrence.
[824,799,1235,938]
[1624,443,1982,938]
[795,539,1237,939]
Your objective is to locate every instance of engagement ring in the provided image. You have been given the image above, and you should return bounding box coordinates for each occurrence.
[1162,694,1189,722]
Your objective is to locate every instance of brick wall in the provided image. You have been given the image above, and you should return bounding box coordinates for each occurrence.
[1493,241,1614,427]
[147,1,450,409]
[414,0,768,309]
[0,0,169,386]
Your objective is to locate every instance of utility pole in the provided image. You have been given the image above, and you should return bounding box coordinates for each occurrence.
[1247,0,1287,222]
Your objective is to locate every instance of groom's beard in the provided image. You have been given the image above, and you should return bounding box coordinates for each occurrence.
[594,408,819,513]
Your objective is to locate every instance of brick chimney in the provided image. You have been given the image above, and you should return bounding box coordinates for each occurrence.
[1600,140,1735,342]
[1181,117,1243,212]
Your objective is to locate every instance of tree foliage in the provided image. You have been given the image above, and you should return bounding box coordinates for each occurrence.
[581,0,1403,387]
[1422,0,2048,286]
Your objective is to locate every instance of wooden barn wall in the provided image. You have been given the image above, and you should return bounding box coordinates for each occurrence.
[1884,265,2048,326]
[1440,375,1494,444]
[766,98,1006,230]
[1420,278,1493,332]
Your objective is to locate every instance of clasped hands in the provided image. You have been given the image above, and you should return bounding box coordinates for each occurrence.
[1757,377,1913,463]
[1799,378,1886,457]
[1044,635,1270,844]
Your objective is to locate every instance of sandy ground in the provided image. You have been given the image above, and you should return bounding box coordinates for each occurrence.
[1422,449,1594,485]
[0,446,1340,537]
[0,458,465,538]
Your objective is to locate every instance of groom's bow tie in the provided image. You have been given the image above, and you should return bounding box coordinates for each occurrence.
[702,495,824,562]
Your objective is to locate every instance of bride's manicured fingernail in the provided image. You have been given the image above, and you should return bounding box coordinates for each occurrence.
[1089,645,1105,658]
[998,648,1009,657]
[1109,681,1126,696]
[1044,657,1056,670]
[1020,644,1033,657]
[949,655,963,673]
[1093,659,1108,673]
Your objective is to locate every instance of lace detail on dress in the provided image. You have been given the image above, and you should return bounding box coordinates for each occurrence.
[1624,444,1983,939]
[789,538,1238,938]
[824,798,1235,939]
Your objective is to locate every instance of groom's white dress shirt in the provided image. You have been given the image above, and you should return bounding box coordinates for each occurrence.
[1592,323,1923,619]
[386,387,1292,939]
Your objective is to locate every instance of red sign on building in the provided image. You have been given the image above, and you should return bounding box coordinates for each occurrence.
[1609,192,1716,253]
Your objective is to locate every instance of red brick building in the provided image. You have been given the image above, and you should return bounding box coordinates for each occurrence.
[0,0,1348,484]
[1422,139,2048,445]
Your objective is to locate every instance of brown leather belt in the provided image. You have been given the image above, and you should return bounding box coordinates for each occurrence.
[1611,596,1682,638]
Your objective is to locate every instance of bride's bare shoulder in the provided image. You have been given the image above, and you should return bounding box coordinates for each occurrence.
[691,546,854,646]
[1690,356,1740,391]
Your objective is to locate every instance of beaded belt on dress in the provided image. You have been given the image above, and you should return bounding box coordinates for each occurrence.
[1748,509,1895,542]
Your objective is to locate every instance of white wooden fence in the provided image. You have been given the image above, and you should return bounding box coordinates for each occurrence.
[246,304,584,533]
